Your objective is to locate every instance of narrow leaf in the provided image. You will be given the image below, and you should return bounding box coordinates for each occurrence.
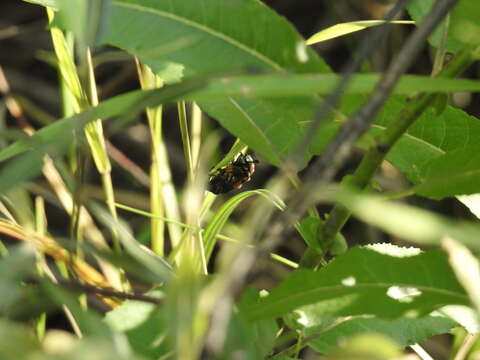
[306,20,414,45]
[203,189,285,261]
[186,74,480,100]
[307,316,455,354]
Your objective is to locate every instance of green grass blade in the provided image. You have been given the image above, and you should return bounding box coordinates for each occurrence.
[203,189,285,262]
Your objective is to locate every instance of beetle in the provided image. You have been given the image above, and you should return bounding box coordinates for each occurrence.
[208,154,258,194]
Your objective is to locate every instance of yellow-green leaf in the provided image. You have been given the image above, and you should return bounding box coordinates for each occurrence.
[306,20,414,45]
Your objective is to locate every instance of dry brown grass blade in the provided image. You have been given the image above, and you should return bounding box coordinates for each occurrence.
[0,219,121,308]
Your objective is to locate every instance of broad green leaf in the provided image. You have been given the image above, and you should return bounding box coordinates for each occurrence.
[30,0,332,168]
[244,246,468,321]
[373,101,480,184]
[105,0,329,79]
[414,145,480,199]
[54,0,112,46]
[327,333,401,360]
[306,316,455,354]
[408,0,480,52]
[222,289,278,359]
[203,189,285,261]
[306,20,414,45]
[0,79,205,195]
[24,0,322,168]
[102,0,331,167]
[310,96,480,185]
[104,290,169,358]
[295,216,347,255]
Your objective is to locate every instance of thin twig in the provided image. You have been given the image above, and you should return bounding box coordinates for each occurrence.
[410,344,434,360]
[58,279,163,305]
[269,317,353,359]
[454,333,479,360]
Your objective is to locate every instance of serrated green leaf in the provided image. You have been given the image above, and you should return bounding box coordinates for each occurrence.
[32,0,334,168]
[244,246,468,321]
[105,0,329,79]
[408,0,480,52]
[373,100,480,184]
[414,145,480,199]
[328,333,401,360]
[296,216,347,255]
[307,316,455,354]
[102,0,331,167]
[309,97,480,181]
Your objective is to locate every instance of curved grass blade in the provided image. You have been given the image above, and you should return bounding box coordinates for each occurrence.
[203,189,285,262]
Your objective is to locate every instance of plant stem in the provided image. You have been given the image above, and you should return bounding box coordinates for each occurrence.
[34,196,47,341]
[178,101,195,182]
[82,47,121,253]
[453,333,479,360]
[300,48,474,268]
[136,61,166,256]
[190,102,202,170]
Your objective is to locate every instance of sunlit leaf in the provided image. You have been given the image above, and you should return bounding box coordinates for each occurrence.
[306,20,414,45]
[244,246,468,321]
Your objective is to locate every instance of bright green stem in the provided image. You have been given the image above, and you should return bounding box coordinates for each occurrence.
[135,61,166,256]
[177,101,194,182]
[34,196,46,341]
[82,48,120,253]
[300,49,474,269]
[149,104,165,256]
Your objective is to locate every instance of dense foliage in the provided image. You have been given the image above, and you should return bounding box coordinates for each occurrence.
[1,0,480,359]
